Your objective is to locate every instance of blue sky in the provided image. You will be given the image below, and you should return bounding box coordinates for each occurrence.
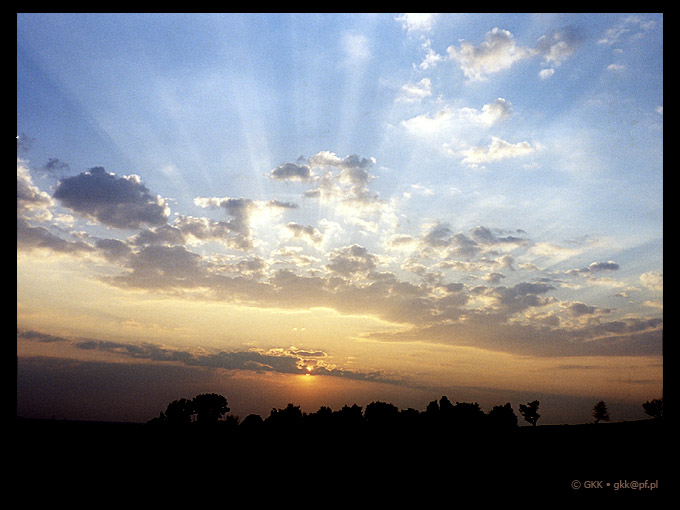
[17,13,662,424]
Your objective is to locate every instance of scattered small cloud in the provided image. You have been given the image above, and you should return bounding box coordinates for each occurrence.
[447,28,536,81]
[539,68,555,80]
[459,137,535,167]
[607,63,627,72]
[395,13,439,34]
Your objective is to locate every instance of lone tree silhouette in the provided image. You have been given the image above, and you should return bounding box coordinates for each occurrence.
[642,398,663,419]
[592,400,610,423]
[518,400,540,426]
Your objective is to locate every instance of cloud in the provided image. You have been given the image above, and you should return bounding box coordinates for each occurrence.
[565,302,602,317]
[285,222,323,245]
[18,160,53,219]
[535,26,583,67]
[118,244,208,289]
[274,152,378,206]
[420,224,528,256]
[598,15,657,46]
[395,13,439,34]
[42,157,70,175]
[341,31,371,66]
[364,311,662,357]
[53,167,170,229]
[276,152,390,229]
[401,98,513,138]
[437,26,582,82]
[325,244,378,276]
[397,78,432,103]
[17,217,93,254]
[18,149,661,362]
[132,223,186,247]
[422,222,454,248]
[270,162,312,181]
[16,133,34,153]
[606,63,626,72]
[447,28,536,81]
[18,328,387,383]
[640,271,662,291]
[192,197,297,250]
[78,217,661,360]
[471,98,514,125]
[539,68,555,80]
[566,260,620,277]
[419,39,444,70]
[487,281,555,314]
[459,137,535,167]
[95,238,132,261]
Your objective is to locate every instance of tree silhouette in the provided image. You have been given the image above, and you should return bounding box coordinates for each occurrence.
[592,401,610,423]
[266,403,303,431]
[192,393,230,425]
[438,396,455,418]
[163,397,194,426]
[642,398,663,419]
[364,401,399,426]
[518,400,540,426]
[240,413,264,433]
[426,399,439,416]
[149,394,230,427]
[333,404,364,430]
[487,403,518,429]
[451,401,485,428]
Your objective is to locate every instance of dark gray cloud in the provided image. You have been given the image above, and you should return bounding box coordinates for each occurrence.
[423,222,454,247]
[42,158,70,174]
[17,217,93,254]
[470,226,529,246]
[483,282,555,314]
[325,244,378,276]
[95,238,132,261]
[17,328,387,383]
[566,302,600,317]
[17,329,66,343]
[286,222,323,244]
[421,224,528,257]
[16,133,34,153]
[364,311,663,358]
[567,260,620,277]
[270,162,312,181]
[587,261,620,272]
[116,245,208,289]
[131,224,186,247]
[53,167,170,229]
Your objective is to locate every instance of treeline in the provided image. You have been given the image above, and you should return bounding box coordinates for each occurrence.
[146,394,664,438]
[148,395,523,433]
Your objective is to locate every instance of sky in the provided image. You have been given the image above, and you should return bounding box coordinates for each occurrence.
[17,13,663,425]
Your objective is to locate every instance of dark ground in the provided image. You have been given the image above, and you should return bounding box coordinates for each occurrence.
[15,416,663,502]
